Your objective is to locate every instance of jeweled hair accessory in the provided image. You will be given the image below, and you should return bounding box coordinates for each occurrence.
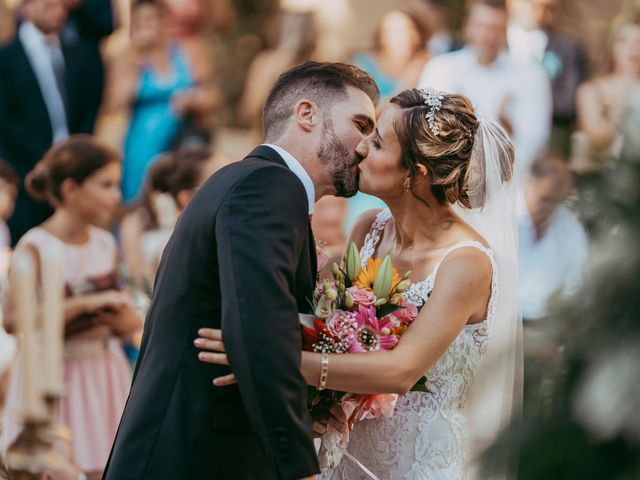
[419,87,445,136]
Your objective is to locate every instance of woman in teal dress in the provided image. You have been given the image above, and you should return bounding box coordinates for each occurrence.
[122,45,194,202]
[347,1,431,233]
[102,0,221,203]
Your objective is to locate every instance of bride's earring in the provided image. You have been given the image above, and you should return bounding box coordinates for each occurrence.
[404,177,411,192]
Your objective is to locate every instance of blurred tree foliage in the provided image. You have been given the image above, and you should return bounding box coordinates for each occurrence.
[483,105,640,478]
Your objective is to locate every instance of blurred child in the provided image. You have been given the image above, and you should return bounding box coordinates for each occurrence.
[1,135,142,480]
[120,145,229,289]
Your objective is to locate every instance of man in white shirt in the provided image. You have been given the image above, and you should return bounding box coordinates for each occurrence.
[508,0,586,130]
[518,154,587,417]
[418,0,552,177]
[518,155,588,321]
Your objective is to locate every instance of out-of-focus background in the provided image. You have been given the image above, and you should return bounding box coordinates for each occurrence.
[0,0,639,478]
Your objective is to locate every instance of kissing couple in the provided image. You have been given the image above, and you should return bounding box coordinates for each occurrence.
[103,61,521,480]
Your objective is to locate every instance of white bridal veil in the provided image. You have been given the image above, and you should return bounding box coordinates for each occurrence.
[455,113,523,479]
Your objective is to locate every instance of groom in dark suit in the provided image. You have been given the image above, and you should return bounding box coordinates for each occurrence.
[103,62,378,480]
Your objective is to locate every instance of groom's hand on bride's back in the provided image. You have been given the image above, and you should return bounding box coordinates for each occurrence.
[195,328,348,436]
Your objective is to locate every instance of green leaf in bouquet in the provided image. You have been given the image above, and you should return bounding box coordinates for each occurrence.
[332,263,344,283]
[343,271,353,289]
[376,303,406,318]
[410,375,430,393]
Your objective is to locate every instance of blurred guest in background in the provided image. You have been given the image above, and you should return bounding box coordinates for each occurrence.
[353,1,431,101]
[120,145,228,290]
[161,0,237,40]
[574,19,640,171]
[518,153,588,420]
[99,0,221,203]
[0,161,16,342]
[0,0,18,42]
[422,0,463,56]
[237,10,319,130]
[346,1,432,231]
[0,335,14,461]
[518,154,588,322]
[0,0,105,244]
[311,195,347,273]
[0,322,16,420]
[63,0,115,46]
[419,0,552,177]
[508,0,587,137]
[1,136,142,480]
[0,161,18,249]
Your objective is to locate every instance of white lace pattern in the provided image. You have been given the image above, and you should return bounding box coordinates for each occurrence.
[321,209,498,480]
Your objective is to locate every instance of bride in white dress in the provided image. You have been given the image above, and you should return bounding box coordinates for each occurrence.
[198,88,521,479]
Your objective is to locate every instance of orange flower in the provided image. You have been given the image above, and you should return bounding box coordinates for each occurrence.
[354,258,402,295]
[391,324,409,338]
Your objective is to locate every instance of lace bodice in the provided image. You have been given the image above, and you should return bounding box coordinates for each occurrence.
[322,209,498,480]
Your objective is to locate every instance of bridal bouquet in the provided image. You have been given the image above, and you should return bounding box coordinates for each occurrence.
[300,242,426,470]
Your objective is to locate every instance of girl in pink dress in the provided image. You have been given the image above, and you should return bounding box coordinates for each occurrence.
[1,135,142,479]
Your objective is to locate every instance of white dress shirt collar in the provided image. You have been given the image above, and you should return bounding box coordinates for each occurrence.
[262,144,315,215]
[20,21,61,48]
[460,46,511,71]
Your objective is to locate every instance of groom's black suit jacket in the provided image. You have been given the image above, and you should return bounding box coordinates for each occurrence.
[103,146,320,480]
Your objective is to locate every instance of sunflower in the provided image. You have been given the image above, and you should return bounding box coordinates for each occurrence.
[354,258,402,295]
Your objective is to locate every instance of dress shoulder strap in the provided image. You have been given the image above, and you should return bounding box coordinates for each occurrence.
[430,240,494,280]
[430,240,499,326]
[359,209,392,266]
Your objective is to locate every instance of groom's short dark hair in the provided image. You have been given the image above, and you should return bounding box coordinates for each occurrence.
[262,61,380,141]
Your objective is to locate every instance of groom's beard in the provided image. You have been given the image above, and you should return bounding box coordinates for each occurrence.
[318,119,362,198]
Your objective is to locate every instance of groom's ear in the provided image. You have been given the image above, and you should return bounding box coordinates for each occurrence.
[417,164,429,177]
[293,99,318,133]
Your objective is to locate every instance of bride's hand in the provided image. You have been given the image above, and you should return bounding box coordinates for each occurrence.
[195,328,237,386]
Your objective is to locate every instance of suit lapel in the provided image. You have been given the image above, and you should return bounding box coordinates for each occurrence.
[245,145,319,289]
[308,221,318,283]
[14,41,52,139]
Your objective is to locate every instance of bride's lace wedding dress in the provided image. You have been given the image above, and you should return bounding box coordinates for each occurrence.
[321,209,498,480]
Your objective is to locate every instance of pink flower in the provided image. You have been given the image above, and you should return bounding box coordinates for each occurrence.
[344,394,398,422]
[346,286,376,307]
[393,299,419,324]
[326,310,357,351]
[349,306,398,353]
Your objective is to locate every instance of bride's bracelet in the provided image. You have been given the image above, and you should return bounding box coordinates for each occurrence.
[317,352,329,391]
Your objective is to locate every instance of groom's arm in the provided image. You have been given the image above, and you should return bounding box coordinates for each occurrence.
[216,166,320,480]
